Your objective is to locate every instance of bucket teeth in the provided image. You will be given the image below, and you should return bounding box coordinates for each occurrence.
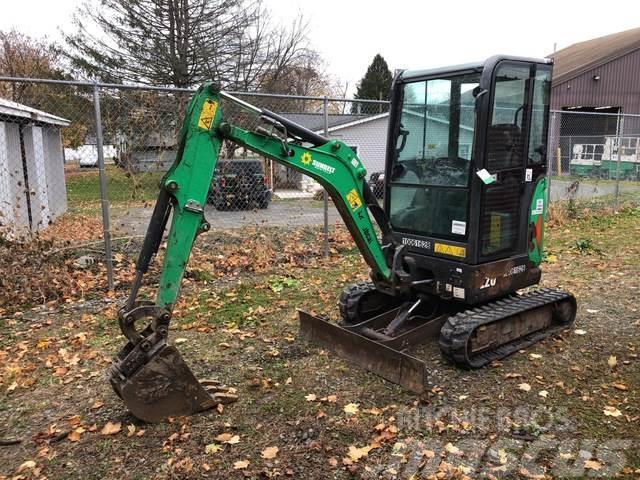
[110,342,236,423]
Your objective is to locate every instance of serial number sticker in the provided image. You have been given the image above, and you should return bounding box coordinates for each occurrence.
[346,188,362,211]
[402,237,431,250]
[198,99,218,130]
[434,243,466,258]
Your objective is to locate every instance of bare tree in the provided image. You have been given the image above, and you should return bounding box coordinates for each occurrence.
[63,0,318,91]
[0,30,92,148]
[0,30,62,102]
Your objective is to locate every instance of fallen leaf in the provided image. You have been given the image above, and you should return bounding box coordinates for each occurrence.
[444,443,463,455]
[127,424,136,437]
[205,443,222,454]
[305,393,317,402]
[529,353,542,360]
[100,421,122,435]
[603,406,622,417]
[519,383,532,392]
[347,445,372,462]
[90,401,104,410]
[67,430,82,442]
[65,415,81,427]
[343,403,360,415]
[215,433,240,444]
[7,381,18,392]
[233,460,250,469]
[584,460,603,470]
[261,446,279,459]
[539,390,549,398]
[586,309,599,314]
[17,460,36,473]
[608,356,617,368]
[612,382,628,391]
[574,329,587,335]
[174,338,188,344]
[285,377,292,385]
[328,457,338,467]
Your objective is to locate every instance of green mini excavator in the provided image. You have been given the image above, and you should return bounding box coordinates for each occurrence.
[110,55,576,422]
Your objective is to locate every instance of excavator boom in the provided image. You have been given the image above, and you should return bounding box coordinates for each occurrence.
[110,84,402,422]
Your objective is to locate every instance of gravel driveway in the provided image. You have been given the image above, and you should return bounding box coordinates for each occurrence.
[112,199,342,236]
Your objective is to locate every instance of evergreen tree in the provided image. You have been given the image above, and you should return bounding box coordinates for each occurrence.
[352,54,393,114]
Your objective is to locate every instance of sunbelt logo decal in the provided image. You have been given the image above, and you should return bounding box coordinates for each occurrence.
[300,152,335,174]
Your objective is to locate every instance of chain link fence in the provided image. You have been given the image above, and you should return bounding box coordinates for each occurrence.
[548,110,640,206]
[2,77,639,291]
[0,77,390,289]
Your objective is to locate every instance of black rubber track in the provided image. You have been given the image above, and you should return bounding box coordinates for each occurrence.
[338,281,405,325]
[338,281,377,325]
[439,288,576,369]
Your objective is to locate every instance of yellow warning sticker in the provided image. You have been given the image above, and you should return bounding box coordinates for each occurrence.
[198,99,218,130]
[346,188,362,211]
[434,243,466,258]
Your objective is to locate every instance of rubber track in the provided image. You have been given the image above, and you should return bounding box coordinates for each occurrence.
[338,281,377,324]
[439,288,576,369]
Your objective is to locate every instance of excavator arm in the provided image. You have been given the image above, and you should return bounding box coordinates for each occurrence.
[110,83,404,422]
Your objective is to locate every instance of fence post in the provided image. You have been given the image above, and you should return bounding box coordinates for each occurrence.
[93,84,114,291]
[548,111,557,207]
[322,96,330,258]
[614,114,624,210]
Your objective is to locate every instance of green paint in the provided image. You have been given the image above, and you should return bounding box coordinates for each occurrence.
[155,83,391,310]
[528,177,547,266]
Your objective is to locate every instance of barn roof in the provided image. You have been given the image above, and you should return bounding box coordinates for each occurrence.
[549,27,640,85]
[0,97,70,126]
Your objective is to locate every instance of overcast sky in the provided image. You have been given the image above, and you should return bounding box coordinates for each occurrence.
[1,0,638,94]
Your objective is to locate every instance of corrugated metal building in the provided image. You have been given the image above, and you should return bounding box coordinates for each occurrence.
[548,28,640,176]
[549,27,640,114]
[0,98,70,238]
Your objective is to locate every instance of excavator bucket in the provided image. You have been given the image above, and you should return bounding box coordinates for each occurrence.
[110,340,237,423]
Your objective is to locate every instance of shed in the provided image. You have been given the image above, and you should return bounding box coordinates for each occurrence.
[0,98,70,238]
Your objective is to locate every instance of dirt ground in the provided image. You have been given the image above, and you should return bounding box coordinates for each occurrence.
[1,202,639,479]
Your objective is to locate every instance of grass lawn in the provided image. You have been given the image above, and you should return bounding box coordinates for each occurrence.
[1,203,639,479]
[65,164,164,209]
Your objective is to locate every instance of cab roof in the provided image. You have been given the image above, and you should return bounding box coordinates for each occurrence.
[399,55,552,82]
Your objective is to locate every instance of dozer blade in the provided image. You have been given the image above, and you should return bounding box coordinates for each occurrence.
[298,310,429,393]
[110,341,237,423]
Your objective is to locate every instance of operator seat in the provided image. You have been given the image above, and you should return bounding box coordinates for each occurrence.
[487,124,523,170]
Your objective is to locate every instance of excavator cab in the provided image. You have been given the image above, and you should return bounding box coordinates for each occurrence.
[385,56,553,304]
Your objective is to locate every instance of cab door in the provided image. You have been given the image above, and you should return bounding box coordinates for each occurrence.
[478,62,535,261]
